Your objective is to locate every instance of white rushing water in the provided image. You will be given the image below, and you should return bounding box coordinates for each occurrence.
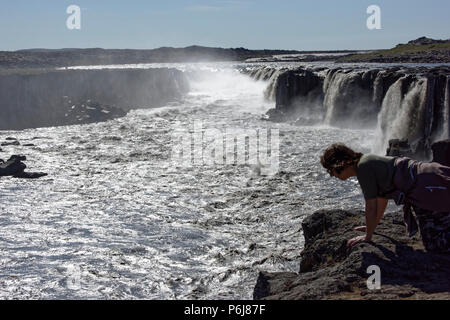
[0,63,381,299]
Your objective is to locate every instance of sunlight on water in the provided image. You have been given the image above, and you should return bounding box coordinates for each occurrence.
[0,63,382,299]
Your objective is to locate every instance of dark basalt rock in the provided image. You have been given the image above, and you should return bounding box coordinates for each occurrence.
[387,138,450,163]
[1,140,20,146]
[0,68,190,130]
[253,209,450,300]
[62,98,126,126]
[264,108,287,122]
[431,139,450,165]
[275,69,322,113]
[0,155,47,179]
[386,138,415,158]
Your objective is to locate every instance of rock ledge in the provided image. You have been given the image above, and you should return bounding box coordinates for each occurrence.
[253,209,450,300]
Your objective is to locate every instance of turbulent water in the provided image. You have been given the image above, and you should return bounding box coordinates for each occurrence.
[1,62,388,299]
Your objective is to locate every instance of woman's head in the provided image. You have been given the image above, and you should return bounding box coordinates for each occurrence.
[320,143,363,179]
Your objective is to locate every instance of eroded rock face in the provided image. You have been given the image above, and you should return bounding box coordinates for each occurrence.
[254,209,450,300]
[61,98,126,126]
[0,68,190,130]
[274,69,322,114]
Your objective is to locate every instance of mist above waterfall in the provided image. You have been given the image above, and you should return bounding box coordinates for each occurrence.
[186,66,273,115]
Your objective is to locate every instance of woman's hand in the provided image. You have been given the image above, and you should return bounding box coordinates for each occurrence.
[349,198,388,246]
[347,235,369,247]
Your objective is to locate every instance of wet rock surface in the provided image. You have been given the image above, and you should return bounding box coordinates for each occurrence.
[253,209,450,300]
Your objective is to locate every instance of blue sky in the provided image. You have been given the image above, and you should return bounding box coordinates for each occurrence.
[1,0,449,51]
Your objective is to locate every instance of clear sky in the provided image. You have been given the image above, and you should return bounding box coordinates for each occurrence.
[1,0,449,51]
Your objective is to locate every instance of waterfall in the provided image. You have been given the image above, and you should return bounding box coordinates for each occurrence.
[437,76,450,140]
[243,65,449,156]
[322,68,339,95]
[323,69,379,128]
[252,67,272,81]
[374,76,406,154]
[240,66,285,102]
[374,76,428,154]
[323,71,348,125]
[264,69,285,101]
[445,76,450,139]
[372,70,386,107]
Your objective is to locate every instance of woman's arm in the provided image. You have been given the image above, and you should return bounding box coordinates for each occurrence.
[375,197,388,225]
[354,197,388,231]
[347,197,388,247]
[364,198,378,241]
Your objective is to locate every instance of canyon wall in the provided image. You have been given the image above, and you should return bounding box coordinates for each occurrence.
[0,68,190,130]
[244,65,450,158]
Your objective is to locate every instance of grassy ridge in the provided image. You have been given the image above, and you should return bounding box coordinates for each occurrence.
[338,41,450,63]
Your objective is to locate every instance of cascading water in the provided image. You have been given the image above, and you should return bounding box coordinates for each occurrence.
[249,64,450,155]
[323,71,349,125]
[263,69,286,101]
[437,76,450,141]
[374,77,428,155]
[323,70,379,129]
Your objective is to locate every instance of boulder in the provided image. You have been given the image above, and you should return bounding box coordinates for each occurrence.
[0,155,47,179]
[264,108,287,122]
[386,139,450,162]
[1,140,20,146]
[385,138,415,158]
[0,155,26,176]
[431,139,450,166]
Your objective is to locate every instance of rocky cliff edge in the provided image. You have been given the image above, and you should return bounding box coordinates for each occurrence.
[253,209,450,300]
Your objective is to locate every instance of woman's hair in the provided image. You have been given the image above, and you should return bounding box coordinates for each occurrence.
[320,143,363,176]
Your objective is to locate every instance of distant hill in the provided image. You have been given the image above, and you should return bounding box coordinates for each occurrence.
[0,46,309,69]
[337,36,450,63]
